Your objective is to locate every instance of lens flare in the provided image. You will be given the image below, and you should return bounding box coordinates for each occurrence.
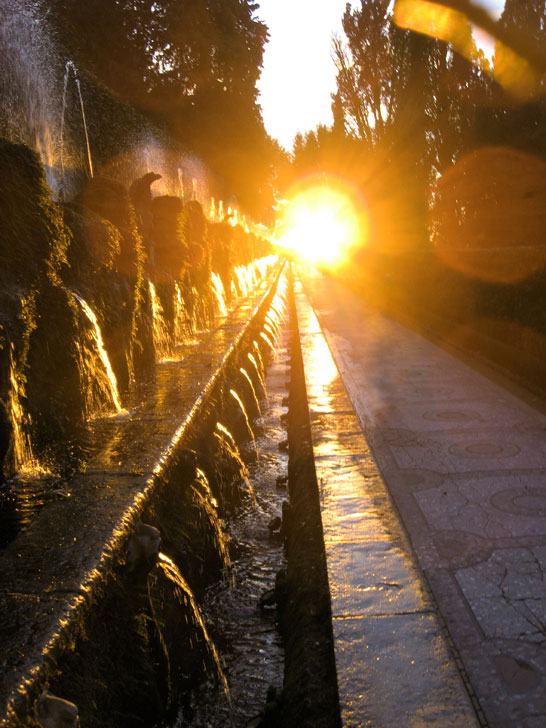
[275,175,367,269]
[394,0,475,59]
[431,146,546,283]
[393,0,544,100]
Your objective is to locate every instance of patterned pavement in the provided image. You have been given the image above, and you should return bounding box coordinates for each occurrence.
[297,268,546,727]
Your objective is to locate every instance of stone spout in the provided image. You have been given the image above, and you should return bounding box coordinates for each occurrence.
[35,691,79,727]
[126,521,161,572]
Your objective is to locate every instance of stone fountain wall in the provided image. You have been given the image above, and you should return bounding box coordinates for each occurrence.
[0,1,271,485]
[0,0,210,200]
[0,138,270,481]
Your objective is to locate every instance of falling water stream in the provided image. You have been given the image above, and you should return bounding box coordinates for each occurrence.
[0,345,54,547]
[247,352,268,407]
[240,368,262,417]
[174,282,192,343]
[7,344,39,475]
[233,266,250,297]
[259,331,275,355]
[210,273,228,316]
[149,282,174,360]
[251,342,266,383]
[72,293,123,416]
[169,295,289,728]
[214,423,256,503]
[156,552,231,703]
[192,467,232,573]
[229,389,258,458]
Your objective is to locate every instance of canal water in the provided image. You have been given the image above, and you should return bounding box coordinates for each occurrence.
[170,310,290,727]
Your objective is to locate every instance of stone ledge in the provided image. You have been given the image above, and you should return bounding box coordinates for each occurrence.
[0,264,283,727]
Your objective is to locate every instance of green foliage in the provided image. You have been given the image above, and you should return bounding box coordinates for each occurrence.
[0,139,70,285]
[44,0,277,218]
[74,175,155,382]
[501,0,546,55]
[25,281,88,469]
[150,195,188,283]
[44,0,266,107]
[65,205,122,273]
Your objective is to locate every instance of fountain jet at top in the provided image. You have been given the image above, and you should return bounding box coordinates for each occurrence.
[0,2,96,198]
[60,61,94,184]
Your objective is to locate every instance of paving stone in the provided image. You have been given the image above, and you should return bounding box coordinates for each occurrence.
[415,474,546,539]
[295,277,479,726]
[299,268,546,727]
[332,614,478,728]
[326,540,430,617]
[456,547,546,640]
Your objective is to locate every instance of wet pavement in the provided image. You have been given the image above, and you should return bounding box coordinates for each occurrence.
[296,268,546,727]
[294,275,478,727]
[0,264,282,726]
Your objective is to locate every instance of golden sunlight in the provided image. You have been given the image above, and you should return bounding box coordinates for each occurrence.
[394,0,475,59]
[393,0,543,100]
[275,175,367,269]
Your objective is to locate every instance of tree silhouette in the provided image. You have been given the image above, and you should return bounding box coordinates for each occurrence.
[43,0,276,217]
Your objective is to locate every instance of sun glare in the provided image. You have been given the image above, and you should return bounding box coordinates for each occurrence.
[275,176,367,269]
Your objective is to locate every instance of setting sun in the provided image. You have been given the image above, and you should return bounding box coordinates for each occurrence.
[275,176,367,269]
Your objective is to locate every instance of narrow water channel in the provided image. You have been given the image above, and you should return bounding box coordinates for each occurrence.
[169,308,290,727]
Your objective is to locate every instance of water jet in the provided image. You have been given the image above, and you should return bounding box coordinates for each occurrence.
[60,61,94,188]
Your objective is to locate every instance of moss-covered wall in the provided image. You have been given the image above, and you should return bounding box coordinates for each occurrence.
[42,271,281,728]
[0,137,271,482]
[0,140,75,476]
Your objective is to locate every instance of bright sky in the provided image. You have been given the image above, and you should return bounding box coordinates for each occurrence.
[256,0,355,151]
[256,0,505,152]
